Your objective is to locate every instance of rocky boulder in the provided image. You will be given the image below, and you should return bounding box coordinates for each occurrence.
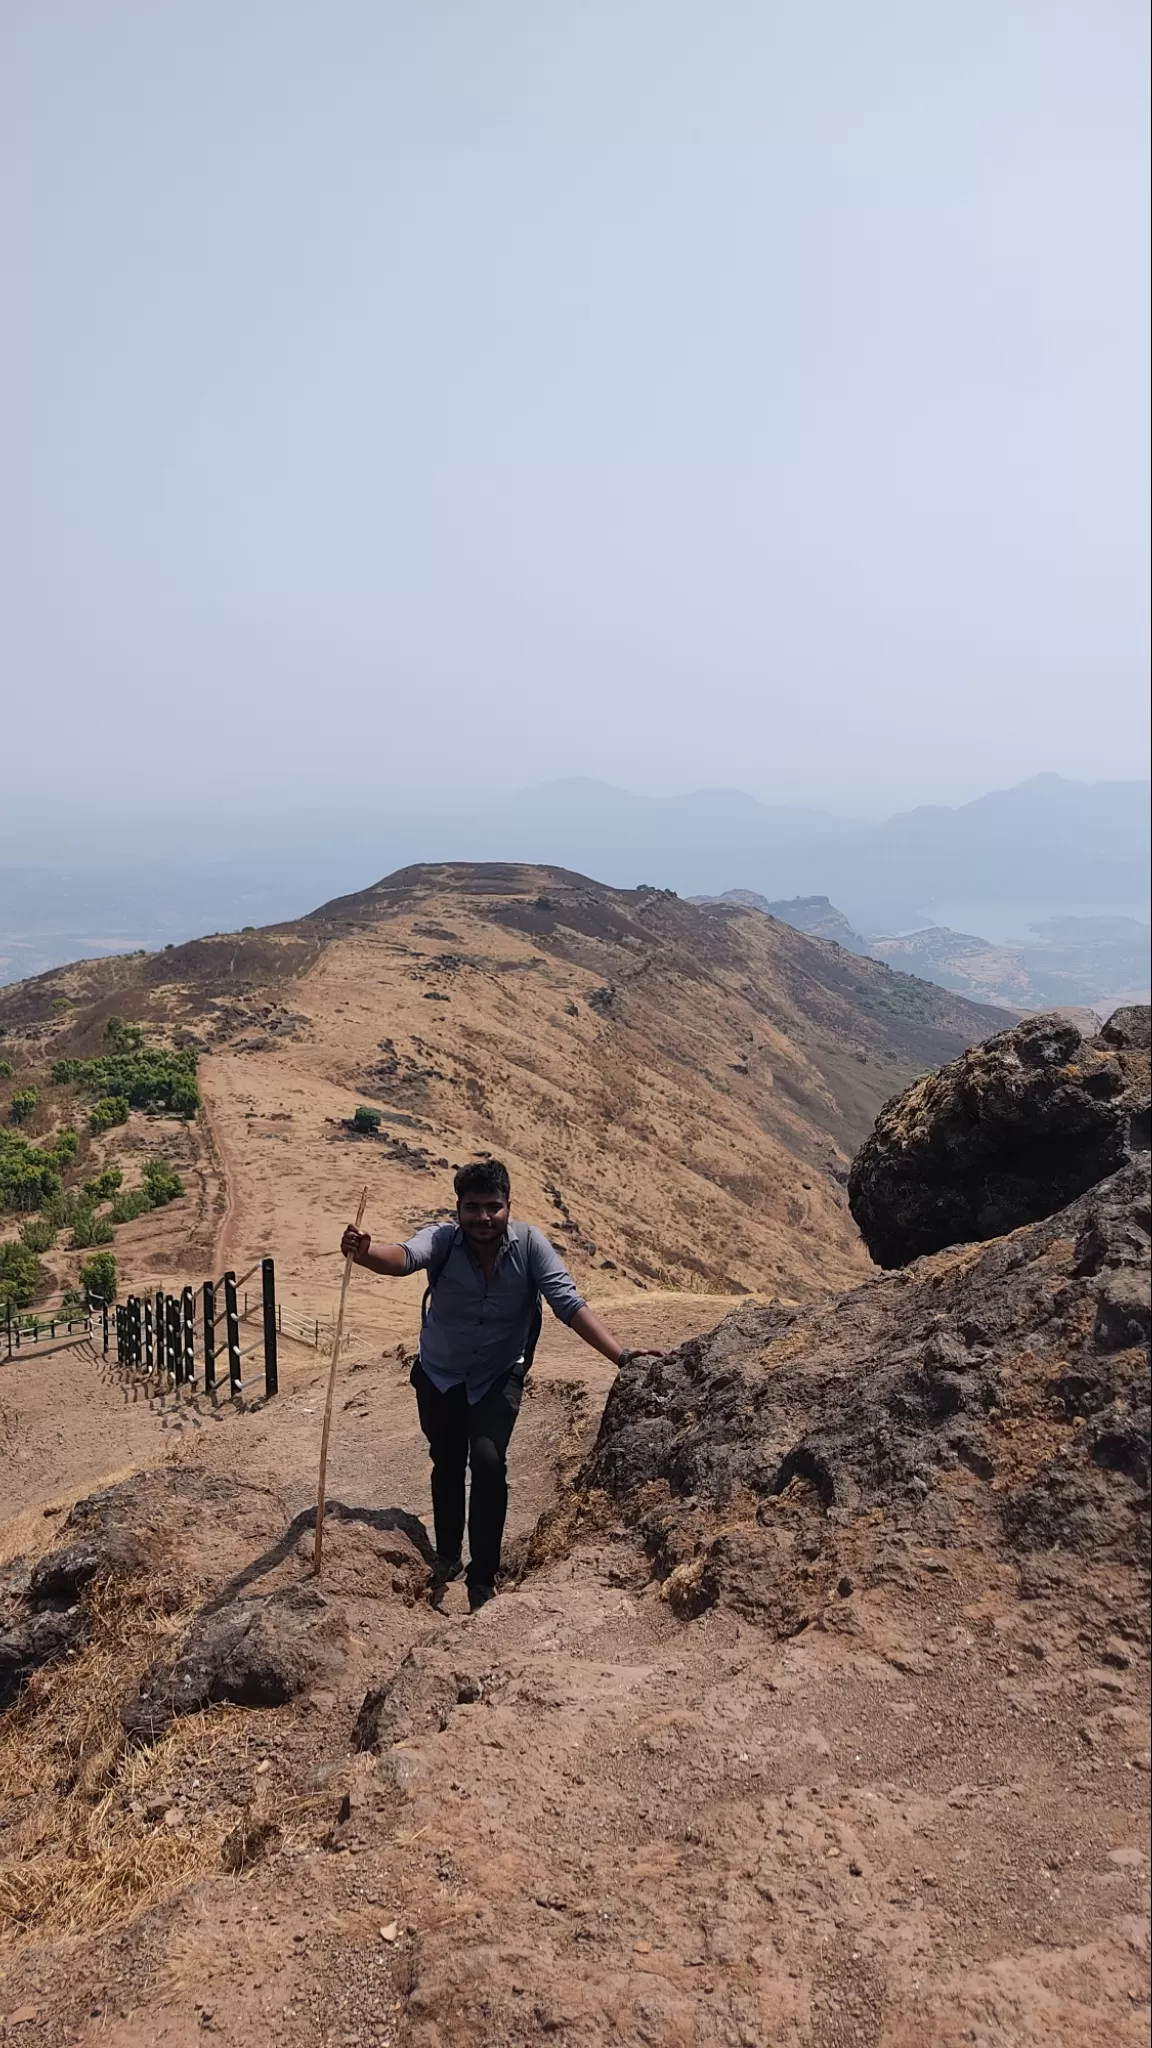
[122,1581,350,1743]
[0,1607,88,1711]
[577,1158,1150,1629]
[847,1009,1150,1268]
[0,1499,151,1710]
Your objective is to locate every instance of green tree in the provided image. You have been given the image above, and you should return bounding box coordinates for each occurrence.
[83,1163,123,1202]
[79,1250,117,1303]
[89,1096,129,1134]
[0,1133,62,1212]
[0,1242,46,1310]
[54,1047,199,1117]
[68,1207,115,1249]
[141,1159,184,1205]
[352,1105,383,1133]
[105,1016,144,1053]
[9,1090,37,1125]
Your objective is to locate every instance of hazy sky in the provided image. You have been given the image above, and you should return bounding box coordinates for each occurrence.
[2,1,1148,825]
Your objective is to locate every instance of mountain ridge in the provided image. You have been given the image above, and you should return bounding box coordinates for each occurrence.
[0,861,1013,1314]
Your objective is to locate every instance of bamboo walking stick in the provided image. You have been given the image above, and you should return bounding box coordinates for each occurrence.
[313,1186,367,1576]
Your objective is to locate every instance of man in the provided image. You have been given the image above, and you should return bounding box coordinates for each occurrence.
[341,1159,658,1612]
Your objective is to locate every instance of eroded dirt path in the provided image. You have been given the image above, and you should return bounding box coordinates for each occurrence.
[1,1318,1148,2048]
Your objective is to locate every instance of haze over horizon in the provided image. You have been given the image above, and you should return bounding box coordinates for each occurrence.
[2,2,1149,827]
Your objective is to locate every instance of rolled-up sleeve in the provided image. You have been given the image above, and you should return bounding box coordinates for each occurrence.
[402,1223,453,1275]
[525,1227,586,1324]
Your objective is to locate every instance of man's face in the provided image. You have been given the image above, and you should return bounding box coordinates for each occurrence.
[457,1189,510,1249]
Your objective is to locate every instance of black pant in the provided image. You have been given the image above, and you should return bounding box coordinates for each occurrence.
[411,1360,524,1590]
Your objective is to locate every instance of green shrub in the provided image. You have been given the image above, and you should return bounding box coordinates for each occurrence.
[68,1206,115,1249]
[9,1089,37,1125]
[83,1163,123,1202]
[0,1133,62,1213]
[0,1242,46,1310]
[105,1016,144,1053]
[51,1127,79,1166]
[141,1159,184,1205]
[108,1188,153,1224]
[79,1250,117,1304]
[53,1046,199,1118]
[89,1096,129,1134]
[352,1105,383,1133]
[0,1060,13,1080]
[19,1216,56,1253]
[43,1187,82,1229]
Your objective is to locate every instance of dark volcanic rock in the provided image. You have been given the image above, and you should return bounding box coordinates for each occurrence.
[1101,1005,1152,1053]
[122,1582,349,1743]
[351,1643,489,1751]
[27,1532,144,1610]
[847,1010,1150,1267]
[0,1607,88,1709]
[580,1159,1150,1626]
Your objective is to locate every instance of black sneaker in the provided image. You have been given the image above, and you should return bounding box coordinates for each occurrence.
[467,1582,496,1613]
[429,1555,464,1593]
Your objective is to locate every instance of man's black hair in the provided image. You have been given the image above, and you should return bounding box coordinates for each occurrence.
[454,1159,511,1202]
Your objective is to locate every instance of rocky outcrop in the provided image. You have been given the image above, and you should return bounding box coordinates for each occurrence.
[351,1643,489,1752]
[578,1157,1150,1629]
[0,1606,88,1711]
[0,1501,148,1708]
[847,1010,1150,1268]
[122,1582,350,1743]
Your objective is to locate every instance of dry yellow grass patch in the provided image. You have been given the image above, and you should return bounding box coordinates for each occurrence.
[0,1579,318,1943]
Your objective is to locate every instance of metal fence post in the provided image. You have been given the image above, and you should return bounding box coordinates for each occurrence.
[202,1279,216,1393]
[101,1299,109,1356]
[144,1299,153,1378]
[181,1286,196,1389]
[223,1272,241,1398]
[261,1258,278,1398]
[166,1296,181,1385]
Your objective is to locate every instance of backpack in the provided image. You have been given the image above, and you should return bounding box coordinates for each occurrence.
[421,1221,544,1373]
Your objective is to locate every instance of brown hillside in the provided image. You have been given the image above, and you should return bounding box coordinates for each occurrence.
[0,864,1011,1321]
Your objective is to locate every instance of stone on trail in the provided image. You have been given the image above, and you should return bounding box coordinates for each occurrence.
[122,1582,350,1743]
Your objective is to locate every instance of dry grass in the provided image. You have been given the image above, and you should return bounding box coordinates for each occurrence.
[0,1576,321,1944]
[0,1464,143,1570]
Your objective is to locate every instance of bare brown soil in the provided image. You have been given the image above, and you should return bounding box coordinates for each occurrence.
[1,1277,1148,2047]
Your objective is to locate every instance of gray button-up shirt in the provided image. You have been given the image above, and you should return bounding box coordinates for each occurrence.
[403,1220,586,1401]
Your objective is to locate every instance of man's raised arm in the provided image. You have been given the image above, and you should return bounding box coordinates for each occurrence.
[340,1225,410,1277]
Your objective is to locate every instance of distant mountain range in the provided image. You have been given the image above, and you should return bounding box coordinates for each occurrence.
[691,891,1151,1018]
[0,773,1147,986]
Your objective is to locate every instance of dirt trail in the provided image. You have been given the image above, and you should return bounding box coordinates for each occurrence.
[198,1056,241,1278]
[1,1300,1148,2048]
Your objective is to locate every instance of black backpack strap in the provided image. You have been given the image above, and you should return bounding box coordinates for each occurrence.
[420,1229,456,1328]
[514,1222,544,1374]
